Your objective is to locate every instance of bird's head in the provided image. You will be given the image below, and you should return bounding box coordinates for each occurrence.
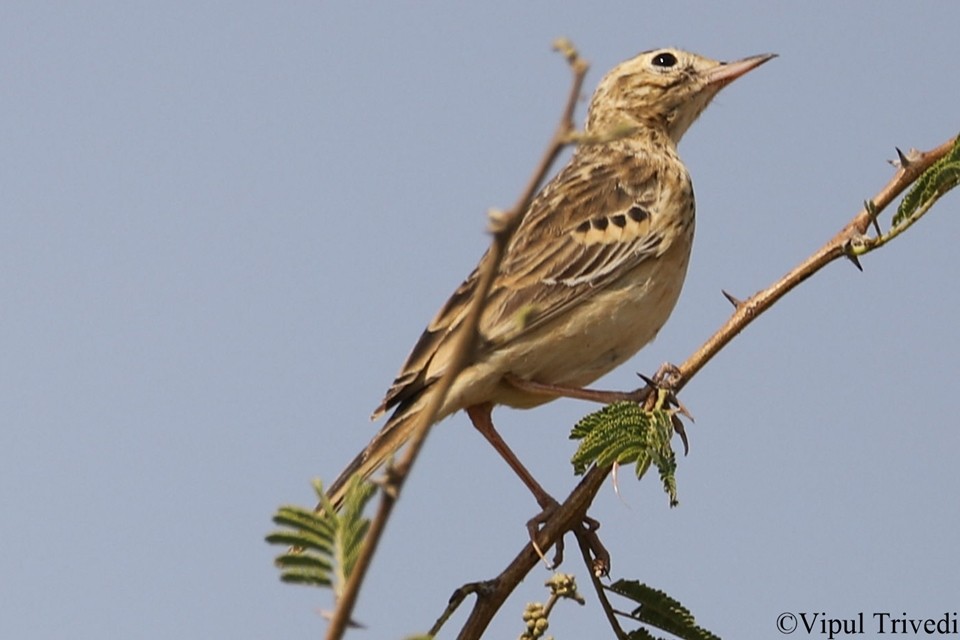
[585,48,776,145]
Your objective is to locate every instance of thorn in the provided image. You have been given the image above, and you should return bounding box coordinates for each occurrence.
[671,395,695,423]
[671,414,690,456]
[843,234,869,272]
[636,372,656,388]
[896,147,911,168]
[864,200,882,236]
[721,289,743,308]
[319,610,366,629]
[844,248,864,272]
[890,147,922,168]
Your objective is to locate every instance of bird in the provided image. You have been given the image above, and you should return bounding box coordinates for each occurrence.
[325,47,775,510]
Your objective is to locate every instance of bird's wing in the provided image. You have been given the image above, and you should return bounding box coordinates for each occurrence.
[372,150,673,419]
[370,265,483,418]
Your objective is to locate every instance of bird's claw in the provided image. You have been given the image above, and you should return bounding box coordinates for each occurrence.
[527,497,564,569]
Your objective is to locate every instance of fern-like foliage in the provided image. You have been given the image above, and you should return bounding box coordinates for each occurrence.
[607,579,722,640]
[892,133,960,229]
[569,401,678,506]
[265,476,375,598]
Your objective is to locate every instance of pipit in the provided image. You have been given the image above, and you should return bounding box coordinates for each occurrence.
[326,48,774,510]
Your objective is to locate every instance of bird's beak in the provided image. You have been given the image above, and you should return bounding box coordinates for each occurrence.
[705,53,777,88]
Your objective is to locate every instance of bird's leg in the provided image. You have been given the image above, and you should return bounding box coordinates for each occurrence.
[466,403,557,511]
[506,360,674,398]
[466,403,565,567]
[505,363,692,453]
[504,374,655,405]
[506,363,685,407]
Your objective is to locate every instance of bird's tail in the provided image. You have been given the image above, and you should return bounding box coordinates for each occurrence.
[323,403,425,512]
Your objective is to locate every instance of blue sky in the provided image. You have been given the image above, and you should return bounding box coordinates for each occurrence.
[2,3,958,638]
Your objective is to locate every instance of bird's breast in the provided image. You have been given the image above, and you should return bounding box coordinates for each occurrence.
[487,230,694,409]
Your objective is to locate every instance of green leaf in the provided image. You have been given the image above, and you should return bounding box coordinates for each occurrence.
[265,475,376,598]
[277,568,334,588]
[269,506,335,551]
[569,401,679,505]
[608,579,722,640]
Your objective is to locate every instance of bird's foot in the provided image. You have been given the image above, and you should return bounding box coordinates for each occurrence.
[526,495,602,571]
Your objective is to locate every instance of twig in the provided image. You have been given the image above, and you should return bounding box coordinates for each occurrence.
[429,581,496,637]
[324,39,590,640]
[575,530,628,640]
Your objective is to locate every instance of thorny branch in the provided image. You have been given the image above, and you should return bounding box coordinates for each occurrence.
[679,136,957,388]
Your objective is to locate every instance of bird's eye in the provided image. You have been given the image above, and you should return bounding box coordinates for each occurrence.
[652,52,677,68]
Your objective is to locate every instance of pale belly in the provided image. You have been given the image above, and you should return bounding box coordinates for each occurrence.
[443,236,692,413]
